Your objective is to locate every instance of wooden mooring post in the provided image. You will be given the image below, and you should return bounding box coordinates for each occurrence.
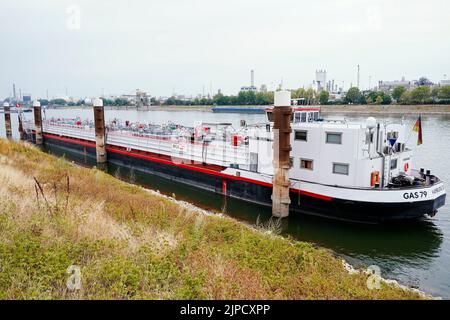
[3,102,12,139]
[271,91,292,218]
[18,110,24,140]
[93,98,107,164]
[33,100,43,145]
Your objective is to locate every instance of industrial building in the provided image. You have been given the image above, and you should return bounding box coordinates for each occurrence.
[377,77,418,92]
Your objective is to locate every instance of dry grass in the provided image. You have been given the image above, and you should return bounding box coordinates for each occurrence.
[0,139,425,299]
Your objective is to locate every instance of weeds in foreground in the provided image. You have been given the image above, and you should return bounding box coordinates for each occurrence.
[255,215,283,235]
[0,139,424,300]
[33,175,70,216]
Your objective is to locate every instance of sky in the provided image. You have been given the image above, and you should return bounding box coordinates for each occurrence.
[1,0,449,99]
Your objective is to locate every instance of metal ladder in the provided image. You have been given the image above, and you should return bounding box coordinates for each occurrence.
[382,155,391,187]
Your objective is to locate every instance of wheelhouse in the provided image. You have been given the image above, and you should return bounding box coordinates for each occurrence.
[266,106,321,123]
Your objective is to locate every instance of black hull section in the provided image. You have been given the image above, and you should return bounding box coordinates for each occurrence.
[42,136,443,224]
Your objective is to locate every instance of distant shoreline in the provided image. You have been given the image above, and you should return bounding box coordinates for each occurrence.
[44,104,450,115]
[320,104,450,115]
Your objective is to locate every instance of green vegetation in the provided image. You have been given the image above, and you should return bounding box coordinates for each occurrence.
[392,86,406,102]
[344,87,362,104]
[162,84,450,106]
[319,91,330,105]
[0,139,423,299]
[163,91,275,106]
[32,82,450,108]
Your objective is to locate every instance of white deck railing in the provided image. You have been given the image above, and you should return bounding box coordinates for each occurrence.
[23,121,250,168]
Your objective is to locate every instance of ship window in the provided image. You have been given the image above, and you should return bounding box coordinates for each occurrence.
[301,159,313,170]
[333,163,349,175]
[326,132,342,144]
[314,112,319,120]
[290,157,294,168]
[390,159,398,170]
[301,113,307,122]
[294,113,301,123]
[294,130,307,141]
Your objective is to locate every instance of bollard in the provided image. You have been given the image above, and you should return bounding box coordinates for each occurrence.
[93,98,107,163]
[33,100,43,145]
[3,102,12,139]
[271,91,292,218]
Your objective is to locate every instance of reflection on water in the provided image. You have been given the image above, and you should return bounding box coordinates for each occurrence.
[1,108,449,298]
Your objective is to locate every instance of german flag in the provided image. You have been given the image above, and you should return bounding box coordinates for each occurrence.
[413,115,423,145]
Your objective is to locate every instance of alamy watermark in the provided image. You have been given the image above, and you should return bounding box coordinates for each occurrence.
[66,5,81,30]
[366,265,381,290]
[66,265,82,290]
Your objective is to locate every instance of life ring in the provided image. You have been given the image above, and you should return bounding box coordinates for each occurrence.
[404,163,409,172]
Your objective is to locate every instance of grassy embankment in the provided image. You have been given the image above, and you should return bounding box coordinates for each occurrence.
[0,139,423,299]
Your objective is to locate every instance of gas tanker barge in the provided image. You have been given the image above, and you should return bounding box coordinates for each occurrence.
[22,95,446,223]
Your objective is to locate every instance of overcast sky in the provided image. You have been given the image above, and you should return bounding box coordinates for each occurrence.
[1,0,449,99]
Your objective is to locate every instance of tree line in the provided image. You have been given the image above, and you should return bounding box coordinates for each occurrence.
[342,85,450,105]
[34,85,450,107]
[162,85,450,106]
[163,91,275,106]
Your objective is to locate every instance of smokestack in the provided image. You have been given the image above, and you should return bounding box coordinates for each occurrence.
[251,69,255,87]
[13,84,16,100]
[357,65,360,89]
[271,90,292,218]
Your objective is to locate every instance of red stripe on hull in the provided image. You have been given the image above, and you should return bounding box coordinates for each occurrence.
[294,189,333,202]
[43,133,96,148]
[43,133,333,202]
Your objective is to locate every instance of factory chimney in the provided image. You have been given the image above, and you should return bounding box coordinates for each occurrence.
[251,69,255,87]
[357,65,360,89]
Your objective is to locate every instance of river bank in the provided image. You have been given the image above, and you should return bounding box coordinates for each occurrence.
[320,104,450,115]
[0,138,425,299]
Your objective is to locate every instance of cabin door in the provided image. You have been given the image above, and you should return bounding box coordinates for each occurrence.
[250,152,258,172]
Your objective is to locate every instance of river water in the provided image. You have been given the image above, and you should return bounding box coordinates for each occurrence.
[1,107,449,298]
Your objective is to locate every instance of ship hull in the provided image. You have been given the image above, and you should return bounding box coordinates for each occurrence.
[41,134,446,224]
